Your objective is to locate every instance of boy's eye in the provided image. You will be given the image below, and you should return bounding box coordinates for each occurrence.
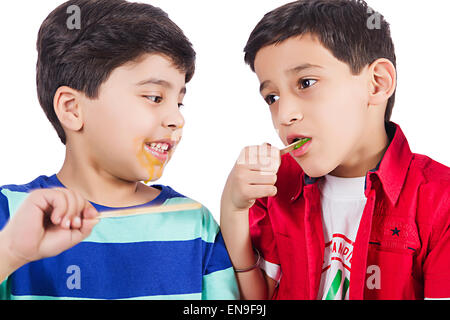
[146,96,163,103]
[264,95,280,106]
[298,79,317,90]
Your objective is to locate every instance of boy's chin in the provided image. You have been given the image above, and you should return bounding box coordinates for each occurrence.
[293,158,330,179]
[143,177,161,184]
[142,170,165,184]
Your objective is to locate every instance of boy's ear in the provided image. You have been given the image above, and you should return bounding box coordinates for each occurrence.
[367,58,397,106]
[53,86,84,132]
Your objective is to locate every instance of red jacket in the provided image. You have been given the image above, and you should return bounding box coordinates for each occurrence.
[249,122,450,299]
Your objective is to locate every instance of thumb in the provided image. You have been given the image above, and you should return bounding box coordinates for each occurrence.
[83,202,99,219]
[79,218,99,236]
[79,204,99,236]
[68,217,99,248]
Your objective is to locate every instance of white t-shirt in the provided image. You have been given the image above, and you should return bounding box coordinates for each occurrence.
[317,174,367,300]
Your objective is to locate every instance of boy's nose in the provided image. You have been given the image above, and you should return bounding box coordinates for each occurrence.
[277,96,304,126]
[162,105,185,130]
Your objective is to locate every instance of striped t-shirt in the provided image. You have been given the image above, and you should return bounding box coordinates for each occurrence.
[0,174,239,300]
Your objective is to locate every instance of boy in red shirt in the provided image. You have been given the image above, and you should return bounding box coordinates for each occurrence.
[221,0,450,300]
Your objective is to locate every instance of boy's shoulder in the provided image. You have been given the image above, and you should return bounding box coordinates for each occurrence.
[408,153,450,222]
[159,184,217,221]
[409,152,450,186]
[0,174,60,194]
[156,184,206,208]
[380,121,449,199]
[0,174,60,230]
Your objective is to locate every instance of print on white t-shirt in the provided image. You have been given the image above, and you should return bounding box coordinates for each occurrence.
[317,174,367,300]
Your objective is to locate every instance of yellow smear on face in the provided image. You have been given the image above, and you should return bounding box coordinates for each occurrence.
[135,140,169,184]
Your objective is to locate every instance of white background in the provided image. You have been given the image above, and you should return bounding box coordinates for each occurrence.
[0,0,449,221]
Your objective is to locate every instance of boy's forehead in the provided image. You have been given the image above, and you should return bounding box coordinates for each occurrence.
[124,54,183,77]
[254,33,342,79]
[108,53,187,89]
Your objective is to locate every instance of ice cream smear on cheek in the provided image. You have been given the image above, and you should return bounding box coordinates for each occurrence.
[138,144,169,183]
[136,134,181,183]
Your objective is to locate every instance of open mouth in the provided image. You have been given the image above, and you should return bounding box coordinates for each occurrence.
[144,141,174,162]
[145,142,171,153]
[288,136,313,157]
[291,137,312,149]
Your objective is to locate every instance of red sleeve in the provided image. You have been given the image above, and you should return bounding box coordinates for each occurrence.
[249,197,279,265]
[423,191,450,299]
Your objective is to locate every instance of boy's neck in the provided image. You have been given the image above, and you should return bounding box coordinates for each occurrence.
[56,149,160,208]
[329,122,389,179]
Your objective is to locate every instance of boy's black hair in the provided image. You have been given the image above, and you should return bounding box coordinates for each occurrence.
[37,0,196,145]
[244,0,397,122]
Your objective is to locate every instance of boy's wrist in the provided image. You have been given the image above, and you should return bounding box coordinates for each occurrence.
[220,205,251,244]
[221,193,253,216]
[0,230,27,278]
[221,201,250,219]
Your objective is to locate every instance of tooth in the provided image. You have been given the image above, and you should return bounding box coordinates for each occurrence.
[151,143,157,148]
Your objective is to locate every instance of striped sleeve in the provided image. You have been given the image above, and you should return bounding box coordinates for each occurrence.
[0,189,11,300]
[201,207,239,300]
[1,188,33,300]
[0,188,11,231]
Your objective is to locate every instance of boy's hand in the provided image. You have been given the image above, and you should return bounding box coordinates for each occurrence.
[220,143,281,299]
[222,143,281,211]
[1,188,99,268]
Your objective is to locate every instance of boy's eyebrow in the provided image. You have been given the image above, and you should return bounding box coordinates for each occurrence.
[259,63,323,93]
[286,63,323,75]
[136,78,187,95]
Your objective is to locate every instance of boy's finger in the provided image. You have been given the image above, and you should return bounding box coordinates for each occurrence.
[44,189,68,226]
[248,171,278,185]
[73,190,86,216]
[81,216,99,234]
[247,144,280,173]
[270,145,281,168]
[82,201,99,220]
[69,218,99,247]
[60,189,77,229]
[261,144,281,172]
[246,184,278,200]
[237,154,279,173]
[259,143,280,158]
[237,146,257,166]
[79,207,100,237]
[251,158,280,173]
[70,191,87,229]
[259,143,273,157]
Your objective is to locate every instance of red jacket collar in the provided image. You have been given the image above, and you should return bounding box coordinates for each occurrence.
[367,121,414,205]
[288,121,414,206]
